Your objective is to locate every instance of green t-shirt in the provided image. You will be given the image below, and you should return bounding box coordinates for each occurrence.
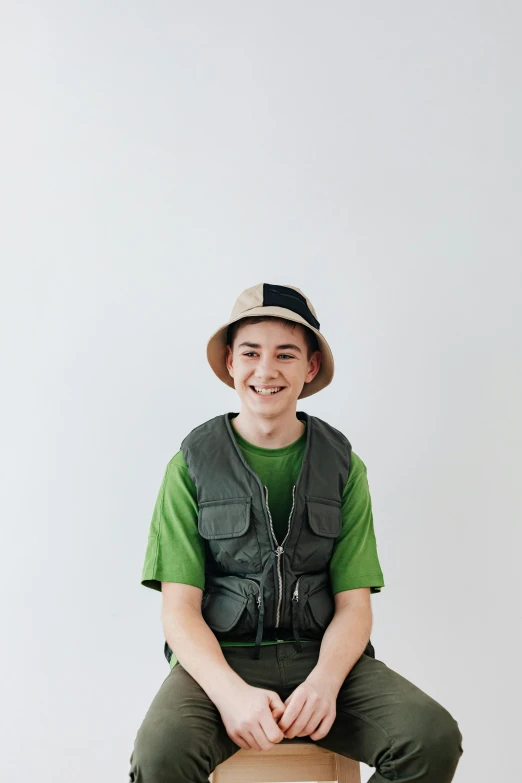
[141,418,385,668]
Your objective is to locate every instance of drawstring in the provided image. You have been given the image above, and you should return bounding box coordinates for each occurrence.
[291,593,303,653]
[252,550,276,659]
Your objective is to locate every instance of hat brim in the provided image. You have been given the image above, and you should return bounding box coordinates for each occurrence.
[206,306,334,400]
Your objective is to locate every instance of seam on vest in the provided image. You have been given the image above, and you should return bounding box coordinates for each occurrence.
[223,414,263,562]
[287,415,312,563]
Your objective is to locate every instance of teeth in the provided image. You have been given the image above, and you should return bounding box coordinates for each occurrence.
[253,387,281,395]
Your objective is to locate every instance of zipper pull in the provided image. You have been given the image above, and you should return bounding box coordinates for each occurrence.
[275,545,284,556]
[292,577,301,601]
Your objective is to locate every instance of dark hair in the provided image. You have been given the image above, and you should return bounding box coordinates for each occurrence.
[226,316,320,362]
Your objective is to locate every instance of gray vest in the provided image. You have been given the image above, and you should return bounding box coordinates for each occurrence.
[164,411,375,662]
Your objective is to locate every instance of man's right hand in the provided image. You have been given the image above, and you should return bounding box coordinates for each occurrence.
[215,682,287,751]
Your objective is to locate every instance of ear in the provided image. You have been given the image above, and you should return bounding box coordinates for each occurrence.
[305,350,322,383]
[225,345,234,378]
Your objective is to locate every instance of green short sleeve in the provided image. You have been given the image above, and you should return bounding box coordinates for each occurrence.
[141,451,205,592]
[329,452,385,595]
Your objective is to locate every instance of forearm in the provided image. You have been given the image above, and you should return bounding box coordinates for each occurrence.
[162,605,246,705]
[305,602,373,696]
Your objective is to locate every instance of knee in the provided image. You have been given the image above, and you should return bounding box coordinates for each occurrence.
[129,722,176,782]
[425,703,463,754]
[130,719,211,783]
[413,702,464,775]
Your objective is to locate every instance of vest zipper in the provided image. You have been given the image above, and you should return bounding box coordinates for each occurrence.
[264,484,297,628]
[291,575,303,651]
[292,575,302,602]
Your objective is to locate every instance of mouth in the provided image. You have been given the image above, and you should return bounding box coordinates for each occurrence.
[249,385,285,397]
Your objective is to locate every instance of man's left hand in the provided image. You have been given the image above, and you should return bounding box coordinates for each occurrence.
[277,677,337,741]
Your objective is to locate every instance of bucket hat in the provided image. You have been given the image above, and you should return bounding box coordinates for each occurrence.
[206,283,334,399]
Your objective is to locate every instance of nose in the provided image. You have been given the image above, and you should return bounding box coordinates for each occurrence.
[253,355,280,382]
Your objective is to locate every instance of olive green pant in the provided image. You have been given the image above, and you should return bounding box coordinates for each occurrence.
[129,641,463,782]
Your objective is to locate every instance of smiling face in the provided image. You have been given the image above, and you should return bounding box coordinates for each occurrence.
[225,317,322,419]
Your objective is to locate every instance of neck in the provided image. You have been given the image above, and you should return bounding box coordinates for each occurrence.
[231,408,305,448]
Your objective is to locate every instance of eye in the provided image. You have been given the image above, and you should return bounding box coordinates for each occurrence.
[242,352,294,359]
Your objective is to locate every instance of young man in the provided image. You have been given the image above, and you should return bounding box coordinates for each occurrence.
[129,283,463,782]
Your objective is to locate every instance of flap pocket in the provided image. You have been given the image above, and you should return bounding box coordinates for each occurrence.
[307,585,335,629]
[306,497,342,538]
[198,497,252,540]
[202,589,248,632]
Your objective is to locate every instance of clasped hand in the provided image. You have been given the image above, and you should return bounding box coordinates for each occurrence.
[217,677,337,752]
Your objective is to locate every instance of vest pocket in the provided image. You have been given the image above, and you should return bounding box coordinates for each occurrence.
[292,573,335,638]
[306,497,342,538]
[198,497,261,572]
[306,584,335,631]
[198,497,252,539]
[291,497,342,571]
[202,575,260,638]
[202,588,249,633]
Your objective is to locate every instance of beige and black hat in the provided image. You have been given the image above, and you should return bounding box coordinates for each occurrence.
[206,283,334,399]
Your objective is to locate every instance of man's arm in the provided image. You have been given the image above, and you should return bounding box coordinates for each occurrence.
[305,587,373,694]
[161,582,246,702]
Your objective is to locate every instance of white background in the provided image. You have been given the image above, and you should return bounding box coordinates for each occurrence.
[1,3,520,781]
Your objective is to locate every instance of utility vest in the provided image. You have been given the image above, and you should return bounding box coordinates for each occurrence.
[164,411,376,663]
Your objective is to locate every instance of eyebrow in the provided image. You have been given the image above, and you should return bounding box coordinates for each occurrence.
[237,342,302,354]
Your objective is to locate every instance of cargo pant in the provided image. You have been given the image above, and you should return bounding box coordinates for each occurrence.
[129,641,464,782]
